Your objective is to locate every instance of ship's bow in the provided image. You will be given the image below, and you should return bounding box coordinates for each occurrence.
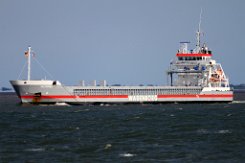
[10,80,22,98]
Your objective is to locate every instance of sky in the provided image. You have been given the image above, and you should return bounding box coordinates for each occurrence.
[0,0,244,87]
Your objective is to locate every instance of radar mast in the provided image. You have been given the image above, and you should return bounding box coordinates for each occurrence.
[195,9,202,53]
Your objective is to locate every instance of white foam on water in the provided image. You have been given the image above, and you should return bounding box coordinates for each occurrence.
[100,103,111,106]
[36,102,70,107]
[197,129,209,134]
[119,153,136,157]
[104,143,112,150]
[217,130,231,134]
[74,109,90,112]
[134,116,141,119]
[178,107,183,110]
[197,129,232,134]
[25,148,45,152]
[75,127,80,130]
[30,114,36,118]
[232,101,245,104]
[55,102,70,106]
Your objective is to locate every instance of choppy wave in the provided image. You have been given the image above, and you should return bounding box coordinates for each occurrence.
[1,93,245,162]
[197,129,232,134]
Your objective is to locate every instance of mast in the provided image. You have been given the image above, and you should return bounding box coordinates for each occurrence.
[27,46,31,80]
[196,9,202,53]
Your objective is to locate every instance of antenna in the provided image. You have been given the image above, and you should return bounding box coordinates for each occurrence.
[196,8,202,52]
[198,8,202,34]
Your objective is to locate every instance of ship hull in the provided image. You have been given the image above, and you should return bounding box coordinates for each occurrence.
[10,80,233,104]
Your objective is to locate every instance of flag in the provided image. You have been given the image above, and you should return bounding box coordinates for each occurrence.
[24,51,29,57]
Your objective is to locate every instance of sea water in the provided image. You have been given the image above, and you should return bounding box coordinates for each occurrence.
[0,93,245,162]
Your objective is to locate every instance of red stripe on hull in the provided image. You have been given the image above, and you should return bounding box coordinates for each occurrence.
[157,94,233,98]
[21,94,233,99]
[176,53,212,57]
[21,95,129,99]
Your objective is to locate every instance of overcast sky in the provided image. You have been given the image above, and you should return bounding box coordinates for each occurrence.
[0,0,244,87]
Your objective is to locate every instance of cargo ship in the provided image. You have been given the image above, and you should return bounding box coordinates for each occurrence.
[10,26,233,104]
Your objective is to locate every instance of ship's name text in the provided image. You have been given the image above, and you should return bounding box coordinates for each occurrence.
[128,95,158,102]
